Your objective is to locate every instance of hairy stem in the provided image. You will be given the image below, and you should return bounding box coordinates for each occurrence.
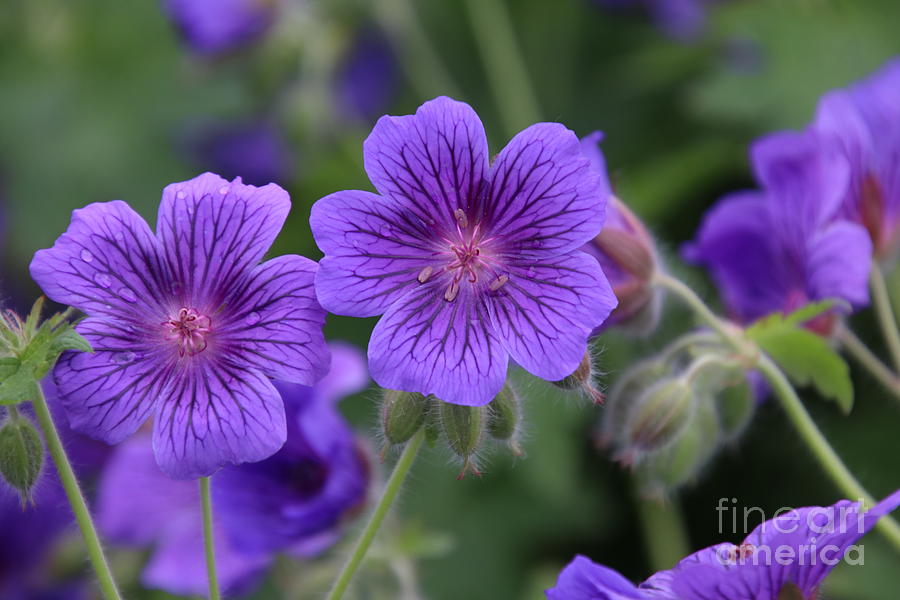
[200,476,221,600]
[869,266,900,373]
[31,385,122,600]
[327,429,426,600]
[462,0,542,136]
[837,325,900,404]
[654,272,900,551]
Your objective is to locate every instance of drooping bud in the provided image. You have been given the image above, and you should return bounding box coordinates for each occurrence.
[439,402,485,478]
[596,357,670,449]
[0,412,45,503]
[486,382,523,455]
[623,377,694,453]
[715,376,755,441]
[551,351,604,404]
[381,389,431,447]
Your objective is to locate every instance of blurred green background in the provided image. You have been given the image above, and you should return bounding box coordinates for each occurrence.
[1,0,899,598]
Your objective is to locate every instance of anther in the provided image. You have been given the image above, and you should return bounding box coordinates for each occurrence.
[417,266,434,284]
[489,275,509,291]
[444,280,460,302]
[454,208,468,229]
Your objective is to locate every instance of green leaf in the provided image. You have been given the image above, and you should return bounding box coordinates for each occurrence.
[49,328,93,355]
[747,309,854,413]
[0,360,38,406]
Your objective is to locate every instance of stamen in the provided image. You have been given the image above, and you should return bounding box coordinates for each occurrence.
[444,280,460,302]
[454,208,468,229]
[417,266,434,283]
[489,275,509,291]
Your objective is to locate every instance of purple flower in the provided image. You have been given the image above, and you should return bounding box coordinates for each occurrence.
[30,172,329,479]
[335,28,399,123]
[579,132,660,334]
[185,120,294,187]
[163,0,277,55]
[684,130,872,328]
[814,58,900,258]
[310,97,617,406]
[96,342,369,596]
[547,489,900,599]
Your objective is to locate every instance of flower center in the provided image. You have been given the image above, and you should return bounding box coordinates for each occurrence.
[163,307,211,356]
[414,208,509,302]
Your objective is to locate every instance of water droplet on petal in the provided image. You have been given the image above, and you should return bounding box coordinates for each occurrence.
[378,225,394,237]
[526,266,536,278]
[93,273,112,288]
[80,249,94,263]
[114,231,125,242]
[171,281,183,294]
[176,190,186,200]
[218,185,229,195]
[119,288,137,302]
[245,312,261,325]
[114,352,136,365]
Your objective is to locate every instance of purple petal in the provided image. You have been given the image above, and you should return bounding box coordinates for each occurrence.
[807,221,872,308]
[54,318,171,445]
[546,555,646,600]
[163,0,276,55]
[142,505,269,597]
[219,254,329,385]
[487,122,606,258]
[314,341,369,403]
[490,251,616,381]
[368,282,507,406]
[97,435,197,546]
[157,172,290,309]
[683,191,793,323]
[30,200,168,319]
[579,131,613,201]
[152,363,286,479]
[310,190,434,317]
[363,96,489,234]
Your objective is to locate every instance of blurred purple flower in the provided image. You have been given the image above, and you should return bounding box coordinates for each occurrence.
[595,0,714,41]
[814,57,900,258]
[30,172,329,479]
[162,0,278,55]
[684,130,872,329]
[335,28,399,123]
[548,489,900,599]
[186,121,294,187]
[310,97,617,406]
[97,343,369,596]
[580,132,661,334]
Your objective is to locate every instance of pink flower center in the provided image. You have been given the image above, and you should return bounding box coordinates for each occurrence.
[416,209,509,302]
[163,307,212,356]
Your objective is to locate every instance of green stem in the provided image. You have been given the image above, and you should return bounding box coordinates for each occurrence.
[200,476,221,600]
[654,272,900,552]
[869,266,900,373]
[462,0,542,136]
[837,325,900,405]
[31,385,122,600]
[632,482,690,571]
[327,429,426,600]
[373,0,462,99]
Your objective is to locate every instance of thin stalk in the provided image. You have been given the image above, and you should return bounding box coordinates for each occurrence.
[327,429,426,600]
[462,0,542,136]
[869,266,900,373]
[200,476,221,600]
[654,272,900,552]
[31,385,122,600]
[837,325,900,405]
[632,482,690,571]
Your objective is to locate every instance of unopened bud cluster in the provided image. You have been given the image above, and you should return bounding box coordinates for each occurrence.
[597,333,757,497]
[380,383,523,478]
[0,410,44,503]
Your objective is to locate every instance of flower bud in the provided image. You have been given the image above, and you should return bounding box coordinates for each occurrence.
[623,377,694,453]
[587,196,661,335]
[439,402,485,478]
[0,413,45,503]
[381,389,431,446]
[715,377,755,441]
[596,357,670,449]
[551,351,604,404]
[486,383,523,456]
